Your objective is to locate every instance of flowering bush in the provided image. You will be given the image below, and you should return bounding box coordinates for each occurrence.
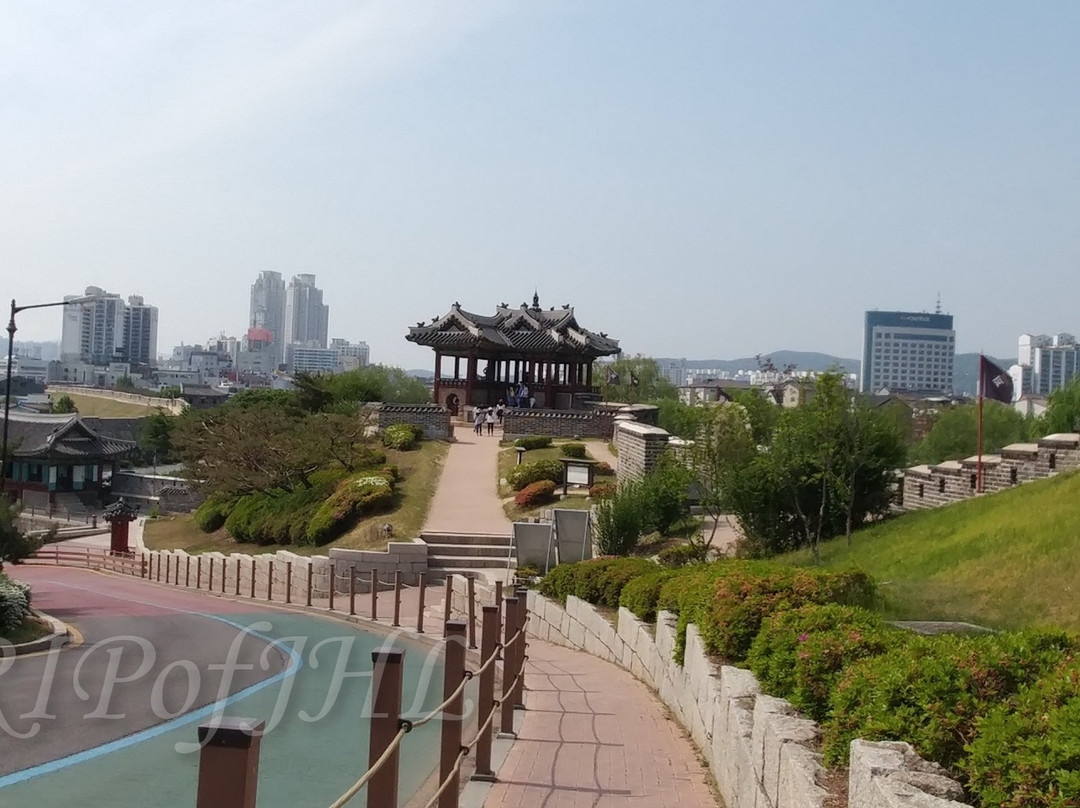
[514,480,557,509]
[506,459,563,491]
[747,604,899,721]
[306,474,395,545]
[588,482,616,499]
[594,461,614,476]
[0,573,31,633]
[618,568,678,622]
[381,423,423,450]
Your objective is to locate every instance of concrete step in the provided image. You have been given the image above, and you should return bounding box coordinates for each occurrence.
[428,554,511,569]
[425,543,513,558]
[420,531,512,546]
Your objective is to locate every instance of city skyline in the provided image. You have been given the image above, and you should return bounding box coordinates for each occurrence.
[4,4,1080,368]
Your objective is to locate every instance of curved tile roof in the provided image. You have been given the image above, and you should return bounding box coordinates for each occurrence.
[407,297,619,358]
[2,412,136,460]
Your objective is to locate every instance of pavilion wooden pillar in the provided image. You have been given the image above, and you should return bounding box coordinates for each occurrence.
[545,360,554,407]
[587,362,593,388]
[454,356,461,380]
[434,351,442,403]
[466,355,476,406]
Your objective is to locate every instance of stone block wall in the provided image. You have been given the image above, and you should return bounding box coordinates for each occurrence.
[526,591,967,808]
[329,541,430,589]
[375,403,452,440]
[502,408,615,439]
[614,420,672,480]
[901,432,1080,512]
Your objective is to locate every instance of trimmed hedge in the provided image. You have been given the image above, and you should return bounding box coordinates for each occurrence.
[514,436,552,450]
[539,558,657,609]
[561,442,587,459]
[594,461,614,476]
[381,423,423,450]
[588,482,616,499]
[822,629,1077,769]
[0,573,31,633]
[747,603,899,722]
[657,543,707,568]
[963,659,1080,807]
[306,472,396,545]
[514,480,557,509]
[618,569,678,622]
[193,494,234,532]
[506,459,563,491]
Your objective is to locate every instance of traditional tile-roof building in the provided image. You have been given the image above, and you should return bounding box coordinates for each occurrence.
[406,295,620,413]
[1,412,135,507]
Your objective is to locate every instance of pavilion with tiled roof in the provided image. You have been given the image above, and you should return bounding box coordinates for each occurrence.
[406,294,620,413]
[1,411,136,507]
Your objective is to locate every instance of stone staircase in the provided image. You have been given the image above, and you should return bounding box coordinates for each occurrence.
[420,530,514,578]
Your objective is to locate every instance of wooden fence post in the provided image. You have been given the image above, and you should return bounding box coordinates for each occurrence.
[365,650,405,808]
[349,568,356,616]
[196,718,265,808]
[250,558,256,599]
[467,576,477,650]
[472,606,499,781]
[392,571,402,627]
[285,562,293,604]
[416,573,426,633]
[439,622,467,808]
[267,561,273,602]
[499,597,520,738]
[306,564,313,607]
[443,574,454,635]
[328,563,336,611]
[370,568,379,620]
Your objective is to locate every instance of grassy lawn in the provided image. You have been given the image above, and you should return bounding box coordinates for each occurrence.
[781,469,1080,631]
[60,393,169,417]
[1,615,53,645]
[144,439,450,555]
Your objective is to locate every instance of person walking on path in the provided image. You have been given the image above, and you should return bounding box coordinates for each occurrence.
[485,407,496,435]
[473,407,484,436]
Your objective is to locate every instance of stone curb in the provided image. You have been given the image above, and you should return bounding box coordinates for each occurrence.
[7,608,72,656]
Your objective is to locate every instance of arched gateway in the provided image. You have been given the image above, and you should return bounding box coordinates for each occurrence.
[406,294,620,411]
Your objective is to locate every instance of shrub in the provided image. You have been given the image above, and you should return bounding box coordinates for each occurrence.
[657,543,708,568]
[637,453,693,535]
[381,423,423,450]
[561,442,587,459]
[594,461,614,476]
[963,660,1080,807]
[618,569,678,622]
[194,494,237,533]
[593,485,644,556]
[823,630,1076,768]
[514,480,557,509]
[655,561,875,663]
[515,436,552,450]
[747,604,900,722]
[588,482,616,499]
[0,573,32,632]
[538,557,657,608]
[307,474,396,545]
[506,459,564,491]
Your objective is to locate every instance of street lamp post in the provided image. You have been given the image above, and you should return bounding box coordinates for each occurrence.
[2,295,96,494]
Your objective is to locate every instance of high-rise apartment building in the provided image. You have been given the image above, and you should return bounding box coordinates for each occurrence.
[123,295,159,364]
[283,274,329,349]
[1016,333,1079,396]
[249,271,287,364]
[60,286,131,365]
[331,338,369,369]
[860,310,956,395]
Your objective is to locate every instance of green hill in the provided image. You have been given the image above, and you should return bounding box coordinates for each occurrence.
[782,470,1080,631]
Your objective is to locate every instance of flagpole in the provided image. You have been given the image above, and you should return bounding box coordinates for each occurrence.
[977,354,984,493]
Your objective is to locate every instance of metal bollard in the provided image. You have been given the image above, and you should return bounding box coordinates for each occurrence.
[195,717,265,808]
[467,576,477,650]
[392,570,402,627]
[472,606,499,781]
[416,573,426,633]
[371,568,378,620]
[365,650,405,808]
[499,597,520,738]
[439,622,467,808]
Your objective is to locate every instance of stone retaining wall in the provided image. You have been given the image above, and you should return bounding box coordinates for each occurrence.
[46,384,186,415]
[902,432,1080,511]
[526,591,967,808]
[375,403,452,440]
[502,408,616,439]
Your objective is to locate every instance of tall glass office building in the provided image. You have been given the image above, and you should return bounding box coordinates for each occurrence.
[861,310,955,395]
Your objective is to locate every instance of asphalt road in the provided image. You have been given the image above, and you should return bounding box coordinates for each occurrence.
[0,566,448,807]
[0,566,288,777]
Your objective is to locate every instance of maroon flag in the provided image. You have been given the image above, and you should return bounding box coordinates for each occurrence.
[980,356,1013,404]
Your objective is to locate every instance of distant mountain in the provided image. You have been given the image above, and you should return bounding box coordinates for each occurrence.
[406,369,435,379]
[656,351,860,375]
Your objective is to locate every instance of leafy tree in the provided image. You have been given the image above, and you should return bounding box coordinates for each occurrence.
[139,412,176,469]
[909,402,1032,465]
[326,366,431,406]
[654,399,708,439]
[603,355,678,403]
[158,385,182,399]
[686,401,757,552]
[1043,375,1080,434]
[52,394,77,414]
[638,452,694,535]
[0,500,43,570]
[731,388,779,446]
[305,411,381,472]
[114,375,137,392]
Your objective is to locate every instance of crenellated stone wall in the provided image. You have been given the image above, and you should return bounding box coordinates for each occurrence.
[902,432,1080,510]
[502,408,616,439]
[374,403,452,440]
[526,591,967,808]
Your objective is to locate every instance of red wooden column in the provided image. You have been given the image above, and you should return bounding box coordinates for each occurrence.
[545,360,554,408]
[465,355,476,406]
[586,361,593,388]
[433,351,442,403]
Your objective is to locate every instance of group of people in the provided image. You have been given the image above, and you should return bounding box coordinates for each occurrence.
[506,382,533,408]
[473,401,505,435]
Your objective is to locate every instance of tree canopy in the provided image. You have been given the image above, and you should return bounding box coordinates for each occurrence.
[909,402,1034,466]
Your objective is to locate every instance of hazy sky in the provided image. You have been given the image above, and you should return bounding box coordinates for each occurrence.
[3,2,1078,368]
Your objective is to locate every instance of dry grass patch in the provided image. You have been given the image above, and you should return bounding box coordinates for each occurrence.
[57,393,167,417]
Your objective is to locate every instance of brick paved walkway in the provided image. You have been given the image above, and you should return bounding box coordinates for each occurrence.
[485,641,718,807]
